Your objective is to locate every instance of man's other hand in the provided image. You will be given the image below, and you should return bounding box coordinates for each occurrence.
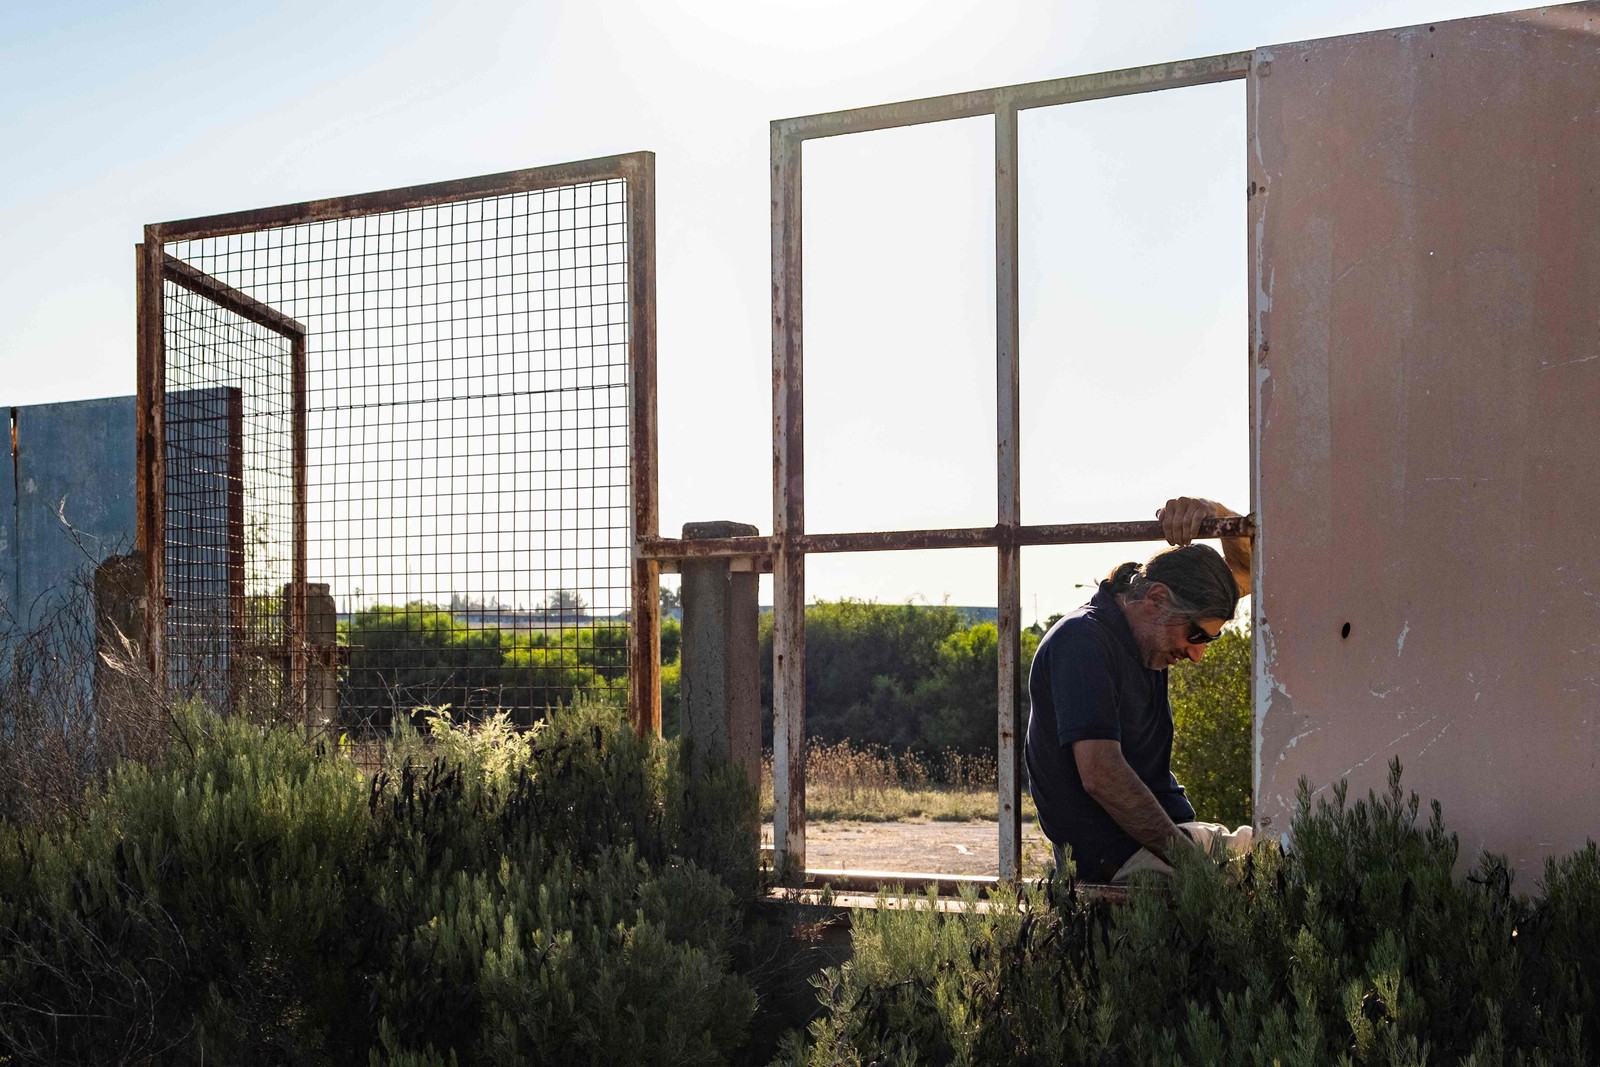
[1156,496,1251,596]
[1156,497,1236,546]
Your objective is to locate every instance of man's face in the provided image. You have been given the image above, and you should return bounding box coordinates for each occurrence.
[1127,588,1224,670]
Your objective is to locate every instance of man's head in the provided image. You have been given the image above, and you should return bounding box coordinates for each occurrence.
[1103,545,1241,670]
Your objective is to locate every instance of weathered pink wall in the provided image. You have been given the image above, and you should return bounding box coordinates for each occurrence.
[1251,4,1600,875]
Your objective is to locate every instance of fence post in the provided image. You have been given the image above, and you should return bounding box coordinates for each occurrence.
[680,521,761,792]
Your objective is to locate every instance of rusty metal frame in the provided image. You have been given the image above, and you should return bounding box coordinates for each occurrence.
[136,153,659,734]
[644,54,1254,884]
[138,247,310,716]
[158,256,302,708]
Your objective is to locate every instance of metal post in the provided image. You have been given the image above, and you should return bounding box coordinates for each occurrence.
[135,238,167,681]
[627,153,662,740]
[772,123,807,881]
[995,102,1024,882]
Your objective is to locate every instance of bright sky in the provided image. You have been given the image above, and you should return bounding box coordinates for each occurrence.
[1,0,1509,622]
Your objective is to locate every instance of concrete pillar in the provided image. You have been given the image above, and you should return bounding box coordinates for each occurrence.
[680,521,761,791]
[306,583,337,733]
[281,581,338,732]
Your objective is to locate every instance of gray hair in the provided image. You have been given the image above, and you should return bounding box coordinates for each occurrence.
[1101,544,1240,623]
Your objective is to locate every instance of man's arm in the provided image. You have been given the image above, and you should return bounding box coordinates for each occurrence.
[1073,739,1197,865]
[1156,496,1252,597]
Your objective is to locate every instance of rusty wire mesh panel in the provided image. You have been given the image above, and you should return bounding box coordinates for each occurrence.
[161,285,294,717]
[161,178,636,731]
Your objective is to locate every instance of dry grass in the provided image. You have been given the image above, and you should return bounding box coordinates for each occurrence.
[0,564,170,826]
[759,740,1039,823]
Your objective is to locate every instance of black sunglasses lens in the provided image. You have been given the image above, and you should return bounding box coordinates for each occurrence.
[1187,623,1218,644]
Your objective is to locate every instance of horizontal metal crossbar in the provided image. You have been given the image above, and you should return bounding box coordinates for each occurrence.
[146,152,655,243]
[161,255,307,338]
[640,515,1253,561]
[771,51,1252,141]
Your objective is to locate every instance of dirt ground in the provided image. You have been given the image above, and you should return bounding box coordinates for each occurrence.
[761,819,1055,878]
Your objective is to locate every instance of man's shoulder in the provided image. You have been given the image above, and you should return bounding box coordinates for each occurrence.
[1040,601,1119,655]
[1047,592,1121,635]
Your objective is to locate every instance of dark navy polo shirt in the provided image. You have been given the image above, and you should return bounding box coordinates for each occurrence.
[1024,586,1194,880]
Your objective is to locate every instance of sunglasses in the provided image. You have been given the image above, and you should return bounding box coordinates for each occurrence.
[1185,620,1222,645]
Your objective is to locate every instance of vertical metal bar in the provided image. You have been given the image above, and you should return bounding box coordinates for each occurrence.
[995,102,1024,882]
[135,237,167,680]
[289,333,309,726]
[772,123,807,880]
[628,154,663,739]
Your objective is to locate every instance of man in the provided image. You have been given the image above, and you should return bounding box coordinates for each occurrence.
[1024,497,1253,883]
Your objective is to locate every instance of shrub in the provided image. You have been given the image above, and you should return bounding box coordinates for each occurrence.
[339,604,628,731]
[0,700,369,1062]
[780,761,1600,1065]
[759,600,969,751]
[0,695,761,1065]
[1168,624,1252,826]
[754,601,1041,756]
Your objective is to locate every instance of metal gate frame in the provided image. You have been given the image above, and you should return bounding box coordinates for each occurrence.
[642,57,1256,883]
[136,153,660,734]
[139,254,309,712]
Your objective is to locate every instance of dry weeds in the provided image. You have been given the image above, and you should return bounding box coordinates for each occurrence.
[759,740,1038,823]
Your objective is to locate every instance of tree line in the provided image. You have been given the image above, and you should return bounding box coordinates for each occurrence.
[337,603,667,730]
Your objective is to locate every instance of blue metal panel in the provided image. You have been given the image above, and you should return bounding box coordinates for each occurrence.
[4,396,137,627]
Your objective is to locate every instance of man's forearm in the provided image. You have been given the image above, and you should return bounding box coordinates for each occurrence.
[1211,501,1253,597]
[1077,750,1191,863]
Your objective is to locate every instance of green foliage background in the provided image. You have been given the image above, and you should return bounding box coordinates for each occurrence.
[750,601,1041,756]
[1169,625,1253,826]
[338,605,631,729]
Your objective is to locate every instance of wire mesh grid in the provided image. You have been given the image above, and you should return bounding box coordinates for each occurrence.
[162,283,294,717]
[161,179,635,731]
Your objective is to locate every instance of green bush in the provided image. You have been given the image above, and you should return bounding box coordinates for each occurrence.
[1169,625,1252,826]
[754,601,1039,758]
[339,604,628,730]
[780,762,1600,1065]
[0,696,760,1065]
[0,700,371,1061]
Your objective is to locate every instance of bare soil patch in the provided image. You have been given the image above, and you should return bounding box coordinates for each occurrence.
[762,819,1054,879]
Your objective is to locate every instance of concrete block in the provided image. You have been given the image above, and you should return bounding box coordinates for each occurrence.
[681,521,761,791]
